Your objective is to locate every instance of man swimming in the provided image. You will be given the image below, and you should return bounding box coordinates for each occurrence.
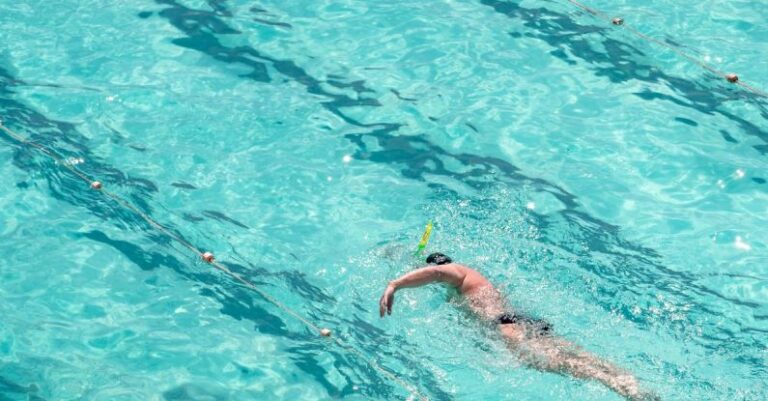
[379,253,659,401]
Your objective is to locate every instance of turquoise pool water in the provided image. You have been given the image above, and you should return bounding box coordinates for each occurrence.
[1,0,766,400]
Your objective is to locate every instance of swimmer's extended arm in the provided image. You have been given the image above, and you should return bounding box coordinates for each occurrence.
[379,264,465,317]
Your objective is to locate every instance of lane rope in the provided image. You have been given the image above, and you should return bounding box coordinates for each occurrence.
[563,0,768,98]
[0,120,430,401]
[3,6,763,398]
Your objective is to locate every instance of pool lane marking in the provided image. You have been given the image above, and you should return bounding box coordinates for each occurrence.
[563,0,768,98]
[0,121,431,401]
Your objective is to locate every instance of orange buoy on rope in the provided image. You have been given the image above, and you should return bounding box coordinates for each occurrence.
[726,73,739,83]
[90,181,103,190]
[202,252,215,263]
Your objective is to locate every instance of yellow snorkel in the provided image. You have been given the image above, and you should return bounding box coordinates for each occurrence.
[414,221,433,256]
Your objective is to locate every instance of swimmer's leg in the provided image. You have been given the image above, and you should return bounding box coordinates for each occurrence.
[499,325,658,401]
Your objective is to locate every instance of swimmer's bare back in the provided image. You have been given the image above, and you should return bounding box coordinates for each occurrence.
[378,255,660,401]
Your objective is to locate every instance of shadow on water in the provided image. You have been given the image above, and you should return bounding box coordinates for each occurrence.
[79,228,437,400]
[147,0,767,378]
[83,226,450,400]
[154,0,386,129]
[347,124,766,359]
[0,0,765,398]
[0,375,45,401]
[480,0,768,154]
[0,65,439,399]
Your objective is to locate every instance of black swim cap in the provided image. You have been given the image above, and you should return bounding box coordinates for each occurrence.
[426,252,452,265]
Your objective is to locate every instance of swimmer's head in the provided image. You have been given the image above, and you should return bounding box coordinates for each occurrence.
[426,252,452,265]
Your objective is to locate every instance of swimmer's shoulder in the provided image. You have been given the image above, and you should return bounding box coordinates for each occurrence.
[436,263,487,283]
[435,262,468,273]
[441,263,480,276]
[445,264,493,290]
[426,263,468,286]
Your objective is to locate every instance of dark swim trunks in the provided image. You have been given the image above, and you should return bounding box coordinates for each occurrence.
[494,312,552,336]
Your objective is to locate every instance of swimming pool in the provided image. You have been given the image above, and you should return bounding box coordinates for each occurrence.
[1,0,766,400]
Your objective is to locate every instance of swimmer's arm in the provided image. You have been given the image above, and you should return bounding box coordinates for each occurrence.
[379,264,466,317]
[390,264,465,289]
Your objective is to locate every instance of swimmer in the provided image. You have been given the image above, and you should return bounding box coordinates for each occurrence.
[379,253,659,401]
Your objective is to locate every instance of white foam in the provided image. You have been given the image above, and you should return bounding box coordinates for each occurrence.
[734,236,751,251]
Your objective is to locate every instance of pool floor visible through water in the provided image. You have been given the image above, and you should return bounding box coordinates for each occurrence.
[0,0,767,400]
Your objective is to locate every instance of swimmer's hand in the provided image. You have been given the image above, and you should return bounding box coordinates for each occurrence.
[379,284,396,317]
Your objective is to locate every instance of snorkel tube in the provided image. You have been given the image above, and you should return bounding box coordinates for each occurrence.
[414,221,433,256]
